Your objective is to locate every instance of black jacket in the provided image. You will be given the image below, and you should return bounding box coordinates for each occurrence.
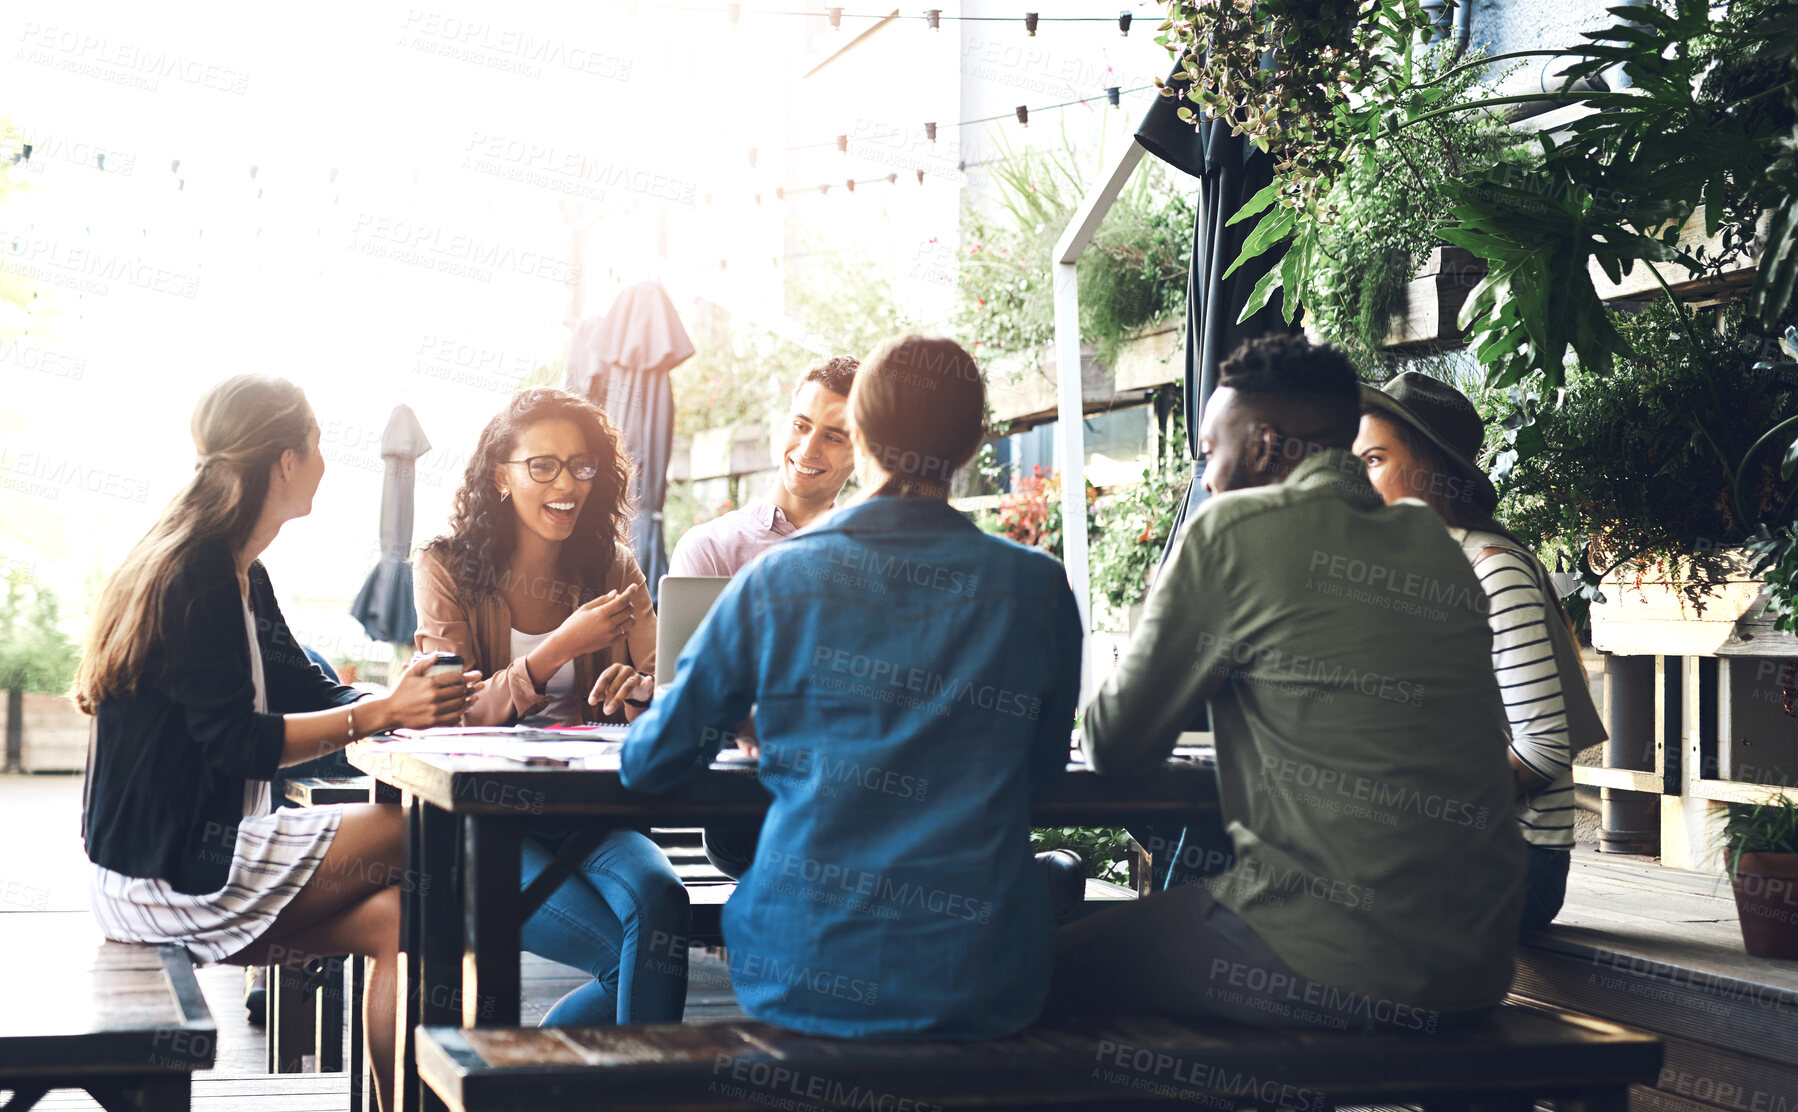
[83,541,360,895]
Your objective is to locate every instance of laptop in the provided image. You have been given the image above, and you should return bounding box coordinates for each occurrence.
[655,576,732,687]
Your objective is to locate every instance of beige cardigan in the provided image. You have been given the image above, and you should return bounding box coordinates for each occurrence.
[412,544,657,725]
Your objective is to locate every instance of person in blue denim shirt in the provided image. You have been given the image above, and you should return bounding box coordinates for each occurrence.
[621,335,1083,1039]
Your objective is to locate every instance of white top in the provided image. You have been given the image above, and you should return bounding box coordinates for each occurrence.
[241,598,272,820]
[509,627,582,723]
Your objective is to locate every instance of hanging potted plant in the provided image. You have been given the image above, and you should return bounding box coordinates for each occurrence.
[1720,796,1798,959]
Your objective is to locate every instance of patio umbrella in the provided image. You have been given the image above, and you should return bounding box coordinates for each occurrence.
[565,281,694,603]
[350,404,431,645]
[1136,58,1302,531]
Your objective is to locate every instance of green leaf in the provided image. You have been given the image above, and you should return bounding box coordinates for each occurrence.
[1228,179,1283,227]
[1238,263,1284,324]
[1222,207,1296,280]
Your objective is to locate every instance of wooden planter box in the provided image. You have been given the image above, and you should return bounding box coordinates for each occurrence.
[1590,548,1798,658]
[3,692,89,773]
[1382,246,1488,349]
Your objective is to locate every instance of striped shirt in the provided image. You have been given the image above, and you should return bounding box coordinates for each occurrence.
[89,597,341,962]
[1456,530,1575,850]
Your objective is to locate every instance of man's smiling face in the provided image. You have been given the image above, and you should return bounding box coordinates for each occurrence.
[778,381,855,506]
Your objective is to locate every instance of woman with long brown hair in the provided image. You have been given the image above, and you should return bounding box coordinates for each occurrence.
[414,387,689,1024]
[75,375,475,1112]
[620,336,1084,1038]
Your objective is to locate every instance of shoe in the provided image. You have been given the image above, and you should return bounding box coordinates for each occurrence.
[245,965,267,1026]
[1036,849,1087,925]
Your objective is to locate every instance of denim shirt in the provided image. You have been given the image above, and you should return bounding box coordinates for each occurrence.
[621,496,1083,1038]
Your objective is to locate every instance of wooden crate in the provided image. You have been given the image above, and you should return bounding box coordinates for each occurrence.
[3,692,89,773]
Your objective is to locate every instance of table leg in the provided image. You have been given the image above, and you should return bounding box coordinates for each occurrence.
[463,815,523,1027]
[398,792,459,1112]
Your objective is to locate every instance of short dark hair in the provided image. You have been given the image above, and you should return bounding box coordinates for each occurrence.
[796,354,859,397]
[1218,333,1360,444]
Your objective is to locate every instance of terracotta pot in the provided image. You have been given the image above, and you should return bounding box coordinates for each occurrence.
[338,663,359,685]
[1730,853,1798,960]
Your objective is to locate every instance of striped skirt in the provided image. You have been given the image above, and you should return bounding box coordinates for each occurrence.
[89,805,343,964]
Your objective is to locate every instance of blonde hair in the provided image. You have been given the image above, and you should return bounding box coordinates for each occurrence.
[851,335,985,499]
[72,375,316,712]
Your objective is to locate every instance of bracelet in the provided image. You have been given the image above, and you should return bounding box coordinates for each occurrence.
[345,701,358,743]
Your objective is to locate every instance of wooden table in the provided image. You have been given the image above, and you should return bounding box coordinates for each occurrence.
[347,741,1219,1112]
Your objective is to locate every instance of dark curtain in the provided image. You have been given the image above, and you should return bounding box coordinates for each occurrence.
[1136,59,1304,536]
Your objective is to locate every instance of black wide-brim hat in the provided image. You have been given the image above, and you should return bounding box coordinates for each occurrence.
[1358,372,1499,513]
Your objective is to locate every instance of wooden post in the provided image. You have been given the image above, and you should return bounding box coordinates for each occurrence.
[4,687,22,773]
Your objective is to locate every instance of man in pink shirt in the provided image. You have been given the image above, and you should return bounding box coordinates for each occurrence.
[669,354,858,878]
[669,354,859,578]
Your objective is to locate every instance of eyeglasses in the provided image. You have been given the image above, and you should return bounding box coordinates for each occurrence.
[504,454,599,483]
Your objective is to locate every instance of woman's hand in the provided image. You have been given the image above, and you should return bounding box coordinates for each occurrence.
[553,584,641,661]
[729,713,760,759]
[385,655,480,729]
[590,663,654,718]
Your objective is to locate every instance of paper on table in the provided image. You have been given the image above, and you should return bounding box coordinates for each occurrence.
[392,724,630,742]
[367,733,623,761]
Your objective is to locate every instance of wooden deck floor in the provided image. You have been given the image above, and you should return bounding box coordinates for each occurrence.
[8,777,1794,1112]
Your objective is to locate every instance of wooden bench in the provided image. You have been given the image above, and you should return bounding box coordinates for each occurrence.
[417,1001,1660,1112]
[0,911,216,1111]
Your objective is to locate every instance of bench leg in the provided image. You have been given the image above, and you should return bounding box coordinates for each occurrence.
[267,959,314,1072]
[315,955,346,1073]
[350,954,366,1112]
[0,1085,48,1111]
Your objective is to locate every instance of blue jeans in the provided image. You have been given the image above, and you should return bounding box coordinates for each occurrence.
[519,829,691,1026]
[1520,845,1570,932]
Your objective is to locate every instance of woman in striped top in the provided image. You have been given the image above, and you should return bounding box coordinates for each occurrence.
[1353,372,1602,931]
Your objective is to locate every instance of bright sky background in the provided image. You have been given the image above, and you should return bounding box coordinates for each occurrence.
[0,0,762,662]
[0,0,1176,664]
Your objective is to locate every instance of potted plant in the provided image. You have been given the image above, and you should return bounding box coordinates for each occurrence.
[1471,300,1798,639]
[332,656,360,686]
[1721,796,1798,959]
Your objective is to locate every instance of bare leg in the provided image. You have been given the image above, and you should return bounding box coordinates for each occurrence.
[230,888,400,1112]
[226,805,405,1112]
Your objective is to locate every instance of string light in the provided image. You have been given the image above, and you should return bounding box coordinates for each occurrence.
[580,2,1136,28]
[777,83,1151,154]
[1024,11,1038,34]
[1117,11,1131,34]
[763,85,1153,201]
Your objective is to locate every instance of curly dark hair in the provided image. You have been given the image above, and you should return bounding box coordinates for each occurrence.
[425,388,634,605]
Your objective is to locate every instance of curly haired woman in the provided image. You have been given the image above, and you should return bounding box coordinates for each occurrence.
[415,387,689,1025]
